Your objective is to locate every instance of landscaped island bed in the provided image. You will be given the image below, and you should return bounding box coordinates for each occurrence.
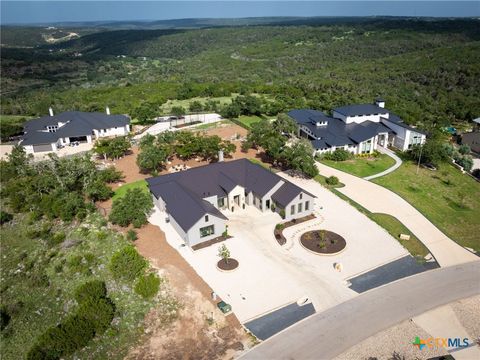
[274,214,316,245]
[300,230,346,254]
[320,154,395,178]
[217,258,239,271]
[373,161,480,252]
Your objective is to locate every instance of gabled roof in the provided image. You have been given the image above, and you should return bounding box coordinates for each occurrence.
[271,182,310,208]
[151,181,227,232]
[333,104,388,117]
[147,159,316,231]
[288,110,393,149]
[21,111,130,146]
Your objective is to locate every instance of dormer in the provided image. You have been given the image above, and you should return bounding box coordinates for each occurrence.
[310,117,328,127]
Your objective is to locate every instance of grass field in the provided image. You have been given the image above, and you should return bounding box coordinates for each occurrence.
[160,96,235,114]
[0,213,157,360]
[236,115,266,129]
[320,154,396,178]
[113,180,148,201]
[192,119,233,130]
[373,161,480,252]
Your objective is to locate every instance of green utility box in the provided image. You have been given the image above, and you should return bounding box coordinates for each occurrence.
[217,301,232,314]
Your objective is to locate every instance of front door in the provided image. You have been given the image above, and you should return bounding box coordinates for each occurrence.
[234,195,240,206]
[266,199,270,210]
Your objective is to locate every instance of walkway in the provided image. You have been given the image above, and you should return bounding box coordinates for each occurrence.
[315,162,478,267]
[363,146,402,180]
[241,261,480,360]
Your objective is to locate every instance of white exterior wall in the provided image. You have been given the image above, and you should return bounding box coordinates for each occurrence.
[203,195,218,207]
[334,111,389,124]
[283,192,316,221]
[23,145,34,154]
[226,185,245,211]
[186,214,226,247]
[261,180,285,211]
[96,125,129,138]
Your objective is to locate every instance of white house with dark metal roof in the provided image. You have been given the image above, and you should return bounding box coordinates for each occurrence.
[20,109,130,154]
[147,159,316,247]
[289,98,426,155]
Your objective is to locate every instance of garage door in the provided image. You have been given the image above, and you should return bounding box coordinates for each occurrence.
[33,144,53,152]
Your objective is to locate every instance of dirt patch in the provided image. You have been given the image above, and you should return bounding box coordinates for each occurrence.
[217,258,239,271]
[127,224,250,359]
[300,230,346,254]
[193,122,248,140]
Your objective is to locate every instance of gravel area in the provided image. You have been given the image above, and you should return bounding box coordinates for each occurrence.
[335,319,448,360]
[450,295,480,340]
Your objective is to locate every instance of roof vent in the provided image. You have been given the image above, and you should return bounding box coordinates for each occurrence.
[48,107,54,117]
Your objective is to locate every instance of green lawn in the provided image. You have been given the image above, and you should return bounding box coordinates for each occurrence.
[160,95,235,114]
[236,115,266,129]
[113,180,148,201]
[373,161,480,252]
[369,213,429,258]
[314,174,345,188]
[320,154,396,178]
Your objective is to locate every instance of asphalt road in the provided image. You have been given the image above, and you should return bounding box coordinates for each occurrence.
[241,260,480,360]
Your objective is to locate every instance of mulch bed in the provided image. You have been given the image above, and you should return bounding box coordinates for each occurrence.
[274,214,316,246]
[191,234,232,251]
[217,258,239,271]
[300,230,346,254]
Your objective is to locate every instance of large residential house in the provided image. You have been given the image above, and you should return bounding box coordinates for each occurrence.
[461,118,480,154]
[289,99,426,155]
[20,109,130,154]
[147,159,316,247]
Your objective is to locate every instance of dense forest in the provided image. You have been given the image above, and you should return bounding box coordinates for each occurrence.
[1,17,479,131]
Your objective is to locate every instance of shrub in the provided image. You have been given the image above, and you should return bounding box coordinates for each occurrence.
[126,229,138,241]
[109,188,153,227]
[323,149,352,161]
[0,211,13,225]
[279,209,285,219]
[458,144,470,155]
[326,176,339,186]
[74,280,107,304]
[77,297,115,333]
[0,305,11,331]
[275,223,284,230]
[135,273,161,299]
[456,155,473,172]
[50,232,66,246]
[109,245,147,281]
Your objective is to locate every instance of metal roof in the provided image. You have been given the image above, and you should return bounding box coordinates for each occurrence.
[147,159,316,231]
[21,111,130,146]
[271,182,308,208]
[333,104,388,117]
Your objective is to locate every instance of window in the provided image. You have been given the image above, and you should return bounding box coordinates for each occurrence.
[291,205,295,215]
[199,225,215,238]
[305,201,310,211]
[204,215,209,222]
[298,203,303,213]
[217,198,225,208]
[300,193,303,200]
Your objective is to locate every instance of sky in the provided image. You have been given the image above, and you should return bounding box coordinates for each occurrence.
[1,1,479,25]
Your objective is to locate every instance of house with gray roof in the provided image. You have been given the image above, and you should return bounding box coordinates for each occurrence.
[147,159,316,247]
[20,108,130,154]
[289,98,426,155]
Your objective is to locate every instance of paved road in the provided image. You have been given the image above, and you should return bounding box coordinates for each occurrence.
[241,261,480,360]
[363,147,402,180]
[315,162,478,267]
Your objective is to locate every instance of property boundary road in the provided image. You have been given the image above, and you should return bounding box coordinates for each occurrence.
[241,260,480,360]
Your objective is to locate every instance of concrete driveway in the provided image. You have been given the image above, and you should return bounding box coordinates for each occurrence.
[241,261,480,360]
[315,162,478,266]
[149,176,409,323]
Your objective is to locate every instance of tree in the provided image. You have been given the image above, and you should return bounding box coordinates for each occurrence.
[109,245,147,280]
[409,138,450,167]
[131,101,159,122]
[109,188,153,227]
[273,113,298,136]
[171,106,185,117]
[458,144,470,155]
[218,244,231,264]
[94,137,131,160]
[284,139,319,177]
[189,100,203,113]
[136,145,168,173]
